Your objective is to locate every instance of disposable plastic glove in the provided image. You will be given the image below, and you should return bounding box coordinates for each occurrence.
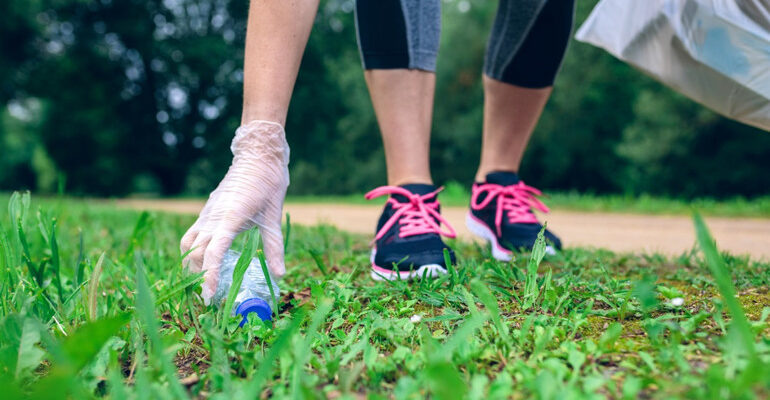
[180,120,289,304]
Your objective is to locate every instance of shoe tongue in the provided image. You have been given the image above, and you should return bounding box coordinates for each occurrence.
[485,171,520,186]
[393,183,437,202]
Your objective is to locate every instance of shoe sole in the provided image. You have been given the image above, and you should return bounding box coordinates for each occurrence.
[465,213,556,262]
[369,248,447,281]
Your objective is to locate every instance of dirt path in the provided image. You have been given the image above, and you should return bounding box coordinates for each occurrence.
[114,199,770,260]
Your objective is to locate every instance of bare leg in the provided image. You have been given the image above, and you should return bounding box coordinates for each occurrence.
[241,0,320,125]
[475,75,551,182]
[365,69,435,186]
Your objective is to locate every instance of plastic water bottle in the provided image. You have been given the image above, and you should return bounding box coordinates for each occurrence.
[213,250,280,326]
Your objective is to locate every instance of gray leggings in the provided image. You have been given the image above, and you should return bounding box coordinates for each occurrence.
[354,0,575,88]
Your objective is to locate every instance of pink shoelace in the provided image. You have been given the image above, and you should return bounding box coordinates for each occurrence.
[470,181,550,236]
[365,186,457,241]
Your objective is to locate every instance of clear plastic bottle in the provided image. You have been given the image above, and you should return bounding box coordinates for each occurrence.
[213,250,280,326]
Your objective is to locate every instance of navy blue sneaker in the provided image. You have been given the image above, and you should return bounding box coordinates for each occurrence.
[365,184,457,281]
[466,171,561,261]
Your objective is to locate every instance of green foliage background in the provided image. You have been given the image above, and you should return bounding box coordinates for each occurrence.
[1,0,769,198]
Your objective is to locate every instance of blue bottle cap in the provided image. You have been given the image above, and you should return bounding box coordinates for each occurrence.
[236,298,273,327]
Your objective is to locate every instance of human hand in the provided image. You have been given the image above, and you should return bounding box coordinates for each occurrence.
[180,120,289,304]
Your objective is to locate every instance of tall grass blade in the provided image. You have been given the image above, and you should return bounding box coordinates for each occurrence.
[6,192,31,283]
[693,213,762,388]
[523,226,547,309]
[256,249,278,315]
[7,192,30,234]
[134,253,187,399]
[284,212,291,252]
[444,248,457,287]
[132,327,152,400]
[470,279,509,337]
[154,271,204,306]
[122,212,153,261]
[221,229,258,331]
[693,214,755,356]
[87,253,105,321]
[74,231,85,287]
[308,249,329,277]
[48,218,64,301]
[0,231,11,282]
[16,219,41,288]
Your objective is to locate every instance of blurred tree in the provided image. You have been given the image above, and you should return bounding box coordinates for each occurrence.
[617,87,770,197]
[0,0,40,104]
[0,0,45,190]
[23,0,248,195]
[0,0,768,199]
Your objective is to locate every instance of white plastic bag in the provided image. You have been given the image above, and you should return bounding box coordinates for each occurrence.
[575,0,770,131]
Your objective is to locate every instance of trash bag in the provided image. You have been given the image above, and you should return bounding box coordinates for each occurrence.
[575,0,770,132]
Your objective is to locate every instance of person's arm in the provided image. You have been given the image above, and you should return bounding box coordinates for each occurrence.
[241,0,320,125]
[181,0,320,303]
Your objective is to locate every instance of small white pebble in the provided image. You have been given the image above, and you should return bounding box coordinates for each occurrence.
[410,314,422,323]
[671,297,685,306]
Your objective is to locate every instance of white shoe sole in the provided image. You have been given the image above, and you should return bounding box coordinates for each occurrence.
[369,248,447,281]
[465,213,555,261]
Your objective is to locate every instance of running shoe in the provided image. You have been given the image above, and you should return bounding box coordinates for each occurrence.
[466,171,561,261]
[365,184,457,281]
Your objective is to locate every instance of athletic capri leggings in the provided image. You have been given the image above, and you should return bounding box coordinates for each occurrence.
[354,0,575,88]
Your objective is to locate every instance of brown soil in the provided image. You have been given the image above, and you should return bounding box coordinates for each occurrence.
[114,199,770,260]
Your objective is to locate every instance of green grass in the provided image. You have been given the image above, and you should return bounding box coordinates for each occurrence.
[283,182,770,218]
[1,192,769,399]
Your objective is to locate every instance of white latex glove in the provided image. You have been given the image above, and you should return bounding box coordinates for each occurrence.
[180,120,289,304]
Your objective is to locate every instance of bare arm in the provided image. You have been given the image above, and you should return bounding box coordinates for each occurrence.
[241,0,320,125]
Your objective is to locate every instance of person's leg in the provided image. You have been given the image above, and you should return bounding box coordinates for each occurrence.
[365,70,435,186]
[241,0,320,126]
[476,82,551,181]
[355,0,441,186]
[476,0,574,181]
[467,0,575,258]
[356,0,456,280]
